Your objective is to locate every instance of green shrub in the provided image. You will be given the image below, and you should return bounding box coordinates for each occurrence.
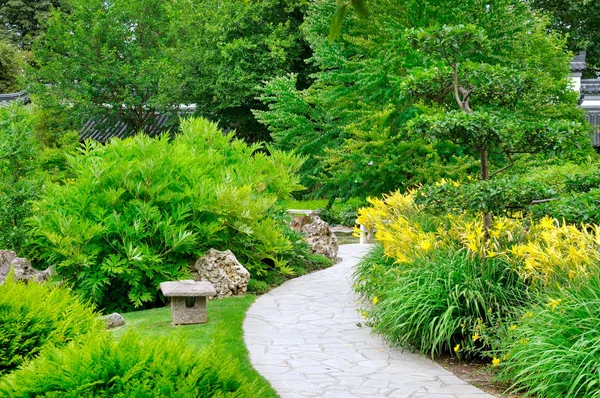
[499,272,600,397]
[321,197,368,226]
[0,331,271,397]
[0,104,79,252]
[531,188,600,224]
[414,176,556,217]
[0,275,102,376]
[0,104,42,251]
[26,117,305,311]
[355,248,529,358]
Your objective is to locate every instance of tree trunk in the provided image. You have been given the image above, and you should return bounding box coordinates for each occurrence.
[480,150,492,236]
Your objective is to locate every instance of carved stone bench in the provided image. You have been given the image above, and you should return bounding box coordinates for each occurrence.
[159,280,216,325]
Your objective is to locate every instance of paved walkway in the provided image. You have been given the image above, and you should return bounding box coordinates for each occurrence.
[244,244,494,398]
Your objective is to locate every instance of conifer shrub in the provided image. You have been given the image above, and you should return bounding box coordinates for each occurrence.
[26,117,306,311]
[0,331,271,397]
[0,275,102,376]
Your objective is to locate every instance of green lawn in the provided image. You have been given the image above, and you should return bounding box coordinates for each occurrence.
[110,295,278,397]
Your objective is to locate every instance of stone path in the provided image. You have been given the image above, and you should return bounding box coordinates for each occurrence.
[244,244,494,398]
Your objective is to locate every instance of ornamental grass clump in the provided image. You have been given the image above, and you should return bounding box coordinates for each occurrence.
[26,117,306,311]
[0,331,271,397]
[0,274,102,376]
[499,272,600,397]
[355,248,528,358]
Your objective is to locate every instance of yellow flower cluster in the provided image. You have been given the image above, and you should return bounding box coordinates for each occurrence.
[357,192,600,287]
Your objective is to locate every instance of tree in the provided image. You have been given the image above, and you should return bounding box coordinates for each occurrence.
[405,20,587,231]
[168,0,310,142]
[32,0,179,132]
[0,39,23,92]
[0,0,62,49]
[530,0,600,76]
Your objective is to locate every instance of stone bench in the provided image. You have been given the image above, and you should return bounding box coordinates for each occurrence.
[159,280,216,325]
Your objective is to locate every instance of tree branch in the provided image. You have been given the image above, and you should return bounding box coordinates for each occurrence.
[489,152,514,179]
[530,198,558,205]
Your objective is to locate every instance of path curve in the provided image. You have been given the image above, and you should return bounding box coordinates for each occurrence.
[244,244,493,398]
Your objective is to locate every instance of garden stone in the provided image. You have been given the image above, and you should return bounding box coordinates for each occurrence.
[301,217,339,261]
[105,313,126,329]
[193,249,250,298]
[160,280,217,325]
[0,250,52,284]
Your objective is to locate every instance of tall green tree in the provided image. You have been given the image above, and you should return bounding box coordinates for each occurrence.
[0,0,62,49]
[257,0,588,207]
[530,0,599,76]
[168,0,310,142]
[0,39,23,92]
[32,0,178,132]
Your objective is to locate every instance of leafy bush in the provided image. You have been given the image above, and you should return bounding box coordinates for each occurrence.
[0,104,79,252]
[499,272,600,397]
[532,189,600,224]
[0,275,102,376]
[321,197,368,226]
[0,331,271,397]
[27,117,305,311]
[355,248,528,358]
[414,176,556,217]
[0,104,41,251]
[0,39,23,92]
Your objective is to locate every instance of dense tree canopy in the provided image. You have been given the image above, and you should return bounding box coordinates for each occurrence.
[0,39,23,92]
[30,0,310,141]
[257,0,588,201]
[0,0,61,49]
[32,0,177,132]
[530,0,599,76]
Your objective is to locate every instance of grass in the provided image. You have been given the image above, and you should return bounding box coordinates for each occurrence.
[284,198,329,210]
[110,295,278,397]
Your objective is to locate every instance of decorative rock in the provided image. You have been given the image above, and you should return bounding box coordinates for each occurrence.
[0,250,52,284]
[160,280,217,325]
[301,216,339,261]
[105,313,126,329]
[192,249,250,298]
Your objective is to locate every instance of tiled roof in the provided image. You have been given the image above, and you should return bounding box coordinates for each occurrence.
[79,114,173,143]
[581,80,600,95]
[571,52,587,73]
[0,91,30,107]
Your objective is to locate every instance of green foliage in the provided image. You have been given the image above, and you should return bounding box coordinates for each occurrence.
[0,39,23,92]
[0,274,102,377]
[532,189,600,225]
[0,104,41,251]
[531,0,600,76]
[0,104,78,252]
[258,0,586,199]
[0,0,61,49]
[26,117,304,311]
[414,177,557,217]
[32,0,180,132]
[321,197,367,226]
[0,330,272,397]
[355,247,529,358]
[499,272,600,397]
[171,0,310,142]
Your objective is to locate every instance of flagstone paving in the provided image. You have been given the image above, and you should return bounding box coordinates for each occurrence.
[244,244,495,398]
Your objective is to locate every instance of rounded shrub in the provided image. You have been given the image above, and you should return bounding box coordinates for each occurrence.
[0,275,102,376]
[500,272,600,397]
[26,117,305,311]
[0,331,271,397]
